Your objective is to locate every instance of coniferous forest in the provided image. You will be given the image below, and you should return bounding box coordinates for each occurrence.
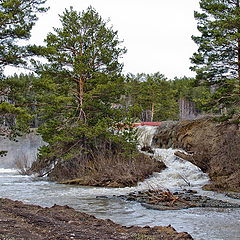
[1,0,240,180]
[1,1,240,239]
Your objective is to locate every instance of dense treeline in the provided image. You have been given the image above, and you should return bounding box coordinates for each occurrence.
[1,0,240,182]
[122,73,210,121]
[2,73,211,126]
[0,4,167,182]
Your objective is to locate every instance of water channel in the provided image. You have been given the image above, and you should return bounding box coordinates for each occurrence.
[0,127,240,240]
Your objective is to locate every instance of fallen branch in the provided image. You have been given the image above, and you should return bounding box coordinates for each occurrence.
[145,189,196,207]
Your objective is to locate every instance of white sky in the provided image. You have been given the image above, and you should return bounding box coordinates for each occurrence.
[7,0,201,79]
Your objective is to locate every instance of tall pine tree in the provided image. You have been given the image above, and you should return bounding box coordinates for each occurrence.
[191,0,240,109]
[30,7,134,174]
[0,0,48,137]
[29,8,160,184]
[34,6,126,123]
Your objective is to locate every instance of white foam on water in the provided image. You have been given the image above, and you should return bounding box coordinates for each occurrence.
[0,126,209,196]
[137,126,158,147]
[134,126,209,191]
[62,147,209,197]
[143,148,209,190]
[0,168,32,178]
[0,168,18,174]
[74,126,209,196]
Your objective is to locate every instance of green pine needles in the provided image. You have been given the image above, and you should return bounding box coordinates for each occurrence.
[0,0,48,137]
[0,0,48,70]
[191,0,240,111]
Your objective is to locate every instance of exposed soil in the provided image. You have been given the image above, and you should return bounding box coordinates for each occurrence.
[153,116,240,192]
[0,198,193,240]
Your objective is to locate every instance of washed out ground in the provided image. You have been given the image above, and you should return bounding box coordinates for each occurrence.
[153,116,240,192]
[0,198,192,240]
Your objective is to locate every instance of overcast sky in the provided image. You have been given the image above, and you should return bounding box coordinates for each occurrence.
[7,0,201,79]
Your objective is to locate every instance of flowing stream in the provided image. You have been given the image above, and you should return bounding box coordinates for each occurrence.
[0,127,240,240]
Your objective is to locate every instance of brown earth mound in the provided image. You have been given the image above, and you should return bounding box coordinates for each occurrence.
[153,117,240,192]
[30,151,165,188]
[48,153,165,188]
[0,198,192,240]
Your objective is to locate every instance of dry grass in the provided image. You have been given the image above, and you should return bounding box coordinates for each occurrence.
[50,151,166,188]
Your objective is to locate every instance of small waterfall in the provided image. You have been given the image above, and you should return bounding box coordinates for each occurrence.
[135,126,209,191]
[137,126,158,148]
[0,126,209,195]
[0,127,238,240]
[137,148,209,191]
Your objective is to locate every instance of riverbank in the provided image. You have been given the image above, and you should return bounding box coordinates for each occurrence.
[0,169,240,240]
[153,116,240,192]
[0,198,193,240]
[30,146,166,188]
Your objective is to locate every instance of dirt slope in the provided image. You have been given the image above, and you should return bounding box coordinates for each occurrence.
[153,117,240,192]
[0,198,192,240]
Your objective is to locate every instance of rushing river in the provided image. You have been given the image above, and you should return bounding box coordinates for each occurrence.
[0,127,240,240]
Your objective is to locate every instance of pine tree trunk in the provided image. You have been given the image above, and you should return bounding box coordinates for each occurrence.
[151,103,155,122]
[179,98,198,120]
[237,0,240,81]
[238,38,240,80]
[78,76,86,121]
